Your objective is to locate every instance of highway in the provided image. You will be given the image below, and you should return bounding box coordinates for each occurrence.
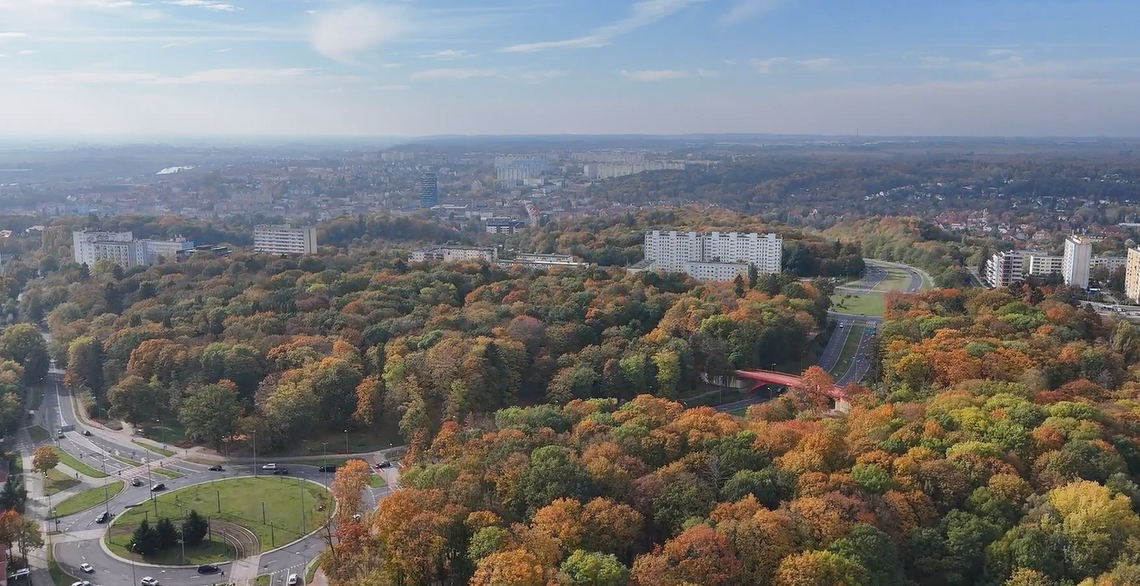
[25,374,395,586]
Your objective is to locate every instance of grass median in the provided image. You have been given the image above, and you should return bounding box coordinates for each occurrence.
[52,447,108,478]
[108,477,330,565]
[44,468,80,496]
[52,481,124,518]
[28,425,50,443]
[132,440,175,457]
[830,293,887,318]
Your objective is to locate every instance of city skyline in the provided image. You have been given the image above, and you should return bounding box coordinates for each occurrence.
[2,0,1140,137]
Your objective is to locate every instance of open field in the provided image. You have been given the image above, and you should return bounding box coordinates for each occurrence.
[28,426,50,443]
[830,293,887,318]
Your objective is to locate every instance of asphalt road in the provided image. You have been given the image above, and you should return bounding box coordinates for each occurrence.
[32,375,393,586]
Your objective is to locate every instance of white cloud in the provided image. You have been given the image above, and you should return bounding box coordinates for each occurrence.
[164,0,235,11]
[520,70,564,84]
[722,0,790,24]
[723,59,737,66]
[212,48,231,53]
[18,50,36,55]
[0,54,6,58]
[502,0,708,52]
[919,56,950,68]
[375,84,410,90]
[698,68,719,77]
[382,63,402,68]
[987,49,1020,57]
[749,57,786,73]
[798,58,838,71]
[410,68,502,80]
[621,69,689,81]
[309,4,408,62]
[0,33,29,40]
[419,49,477,60]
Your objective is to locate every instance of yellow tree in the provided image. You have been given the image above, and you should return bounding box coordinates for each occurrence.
[796,366,836,412]
[329,459,372,524]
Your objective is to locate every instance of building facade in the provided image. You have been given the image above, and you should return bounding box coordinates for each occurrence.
[421,173,440,208]
[72,230,134,265]
[253,225,318,255]
[1127,248,1140,303]
[643,230,783,282]
[495,155,547,183]
[986,250,1034,287]
[1091,255,1127,273]
[1062,235,1093,289]
[409,246,497,263]
[1026,255,1063,276]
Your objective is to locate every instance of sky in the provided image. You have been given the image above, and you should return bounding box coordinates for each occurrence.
[1,0,1140,138]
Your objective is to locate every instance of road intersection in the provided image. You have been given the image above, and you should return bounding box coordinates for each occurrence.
[19,373,397,586]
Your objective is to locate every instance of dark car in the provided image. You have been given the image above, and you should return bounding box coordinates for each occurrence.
[272,468,289,475]
[150,483,166,492]
[376,461,392,469]
[82,430,92,436]
[208,465,224,472]
[130,478,144,487]
[196,564,219,574]
[318,465,336,473]
[95,511,113,524]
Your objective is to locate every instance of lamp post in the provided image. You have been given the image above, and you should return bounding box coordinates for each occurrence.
[156,418,165,447]
[344,429,349,456]
[296,550,307,585]
[101,455,110,518]
[253,430,258,477]
[321,442,328,487]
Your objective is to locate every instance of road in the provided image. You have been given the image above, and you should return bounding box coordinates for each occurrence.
[23,374,396,586]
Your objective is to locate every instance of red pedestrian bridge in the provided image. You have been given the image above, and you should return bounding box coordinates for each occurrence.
[733,369,849,402]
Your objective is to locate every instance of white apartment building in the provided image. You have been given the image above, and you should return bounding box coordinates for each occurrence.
[409,246,497,263]
[643,230,783,282]
[1091,256,1127,273]
[144,238,195,263]
[72,230,134,265]
[92,240,146,268]
[254,225,318,255]
[1126,248,1140,303]
[1062,235,1093,289]
[495,155,547,182]
[986,250,1034,287]
[584,161,686,180]
[1027,255,1063,276]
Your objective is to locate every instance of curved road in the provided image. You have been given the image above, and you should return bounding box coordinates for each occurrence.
[29,374,393,586]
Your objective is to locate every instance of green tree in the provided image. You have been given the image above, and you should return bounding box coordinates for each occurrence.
[107,375,159,426]
[13,515,42,562]
[65,336,104,395]
[515,446,594,515]
[0,324,48,384]
[179,384,242,450]
[156,516,179,549]
[131,519,161,556]
[561,550,629,586]
[181,510,208,547]
[828,525,906,586]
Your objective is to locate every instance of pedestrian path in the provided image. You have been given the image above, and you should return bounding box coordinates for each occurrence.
[231,554,261,585]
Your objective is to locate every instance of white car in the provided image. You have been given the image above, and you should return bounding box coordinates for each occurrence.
[69,582,91,586]
[79,563,94,573]
[261,463,277,470]
[141,577,159,586]
[287,574,300,586]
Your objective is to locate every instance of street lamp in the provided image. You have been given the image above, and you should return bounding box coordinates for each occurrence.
[155,419,165,447]
[321,442,328,487]
[296,550,307,585]
[101,455,110,518]
[344,429,349,456]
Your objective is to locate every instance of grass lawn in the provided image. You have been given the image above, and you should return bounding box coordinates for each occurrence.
[369,474,386,488]
[140,422,187,446]
[28,425,50,443]
[44,468,80,496]
[829,324,865,378]
[152,467,182,479]
[875,267,914,292]
[113,455,143,467]
[282,428,403,457]
[51,447,107,478]
[256,576,270,586]
[108,477,330,565]
[831,293,887,318]
[285,458,351,469]
[52,481,124,518]
[132,440,175,457]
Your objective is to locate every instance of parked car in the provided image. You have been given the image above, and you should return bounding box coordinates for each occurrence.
[208,465,224,472]
[197,564,220,574]
[376,461,392,469]
[12,568,31,579]
[69,581,91,586]
[272,468,289,475]
[95,511,112,524]
[150,483,166,492]
[130,478,144,487]
[140,577,159,586]
[261,463,277,470]
[318,465,336,473]
[287,573,300,586]
[79,563,94,573]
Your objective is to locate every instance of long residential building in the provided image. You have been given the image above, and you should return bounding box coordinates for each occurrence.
[642,230,782,282]
[72,230,195,268]
[253,224,317,255]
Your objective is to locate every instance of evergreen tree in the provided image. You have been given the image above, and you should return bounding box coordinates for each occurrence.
[156,517,180,549]
[182,510,209,547]
[131,519,161,556]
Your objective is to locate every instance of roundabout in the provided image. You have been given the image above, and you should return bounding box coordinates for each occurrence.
[106,477,330,565]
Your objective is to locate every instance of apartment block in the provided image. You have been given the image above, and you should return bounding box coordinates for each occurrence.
[1126,248,1140,303]
[1062,235,1093,289]
[72,230,195,268]
[642,230,783,282]
[253,225,318,255]
[72,230,134,265]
